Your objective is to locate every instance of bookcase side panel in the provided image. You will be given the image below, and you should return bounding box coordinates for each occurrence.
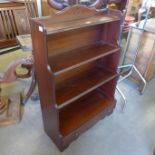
[30,21,61,147]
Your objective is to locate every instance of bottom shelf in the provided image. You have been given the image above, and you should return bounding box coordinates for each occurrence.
[59,89,115,136]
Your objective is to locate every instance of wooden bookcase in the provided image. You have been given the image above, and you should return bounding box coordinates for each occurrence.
[30,5,122,151]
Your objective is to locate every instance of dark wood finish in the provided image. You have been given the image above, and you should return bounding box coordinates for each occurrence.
[56,64,117,108]
[59,89,115,136]
[0,39,17,48]
[30,5,121,151]
[39,13,119,34]
[49,42,119,75]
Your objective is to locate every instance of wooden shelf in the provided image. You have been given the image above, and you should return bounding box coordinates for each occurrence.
[59,89,115,136]
[36,7,120,35]
[49,42,119,75]
[45,15,119,34]
[56,67,117,108]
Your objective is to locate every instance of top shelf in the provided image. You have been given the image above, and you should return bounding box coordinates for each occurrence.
[45,15,119,34]
[33,5,121,34]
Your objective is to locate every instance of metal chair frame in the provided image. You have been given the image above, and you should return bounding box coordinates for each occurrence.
[116,6,152,111]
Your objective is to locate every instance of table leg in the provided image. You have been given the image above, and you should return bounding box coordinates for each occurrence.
[22,68,37,104]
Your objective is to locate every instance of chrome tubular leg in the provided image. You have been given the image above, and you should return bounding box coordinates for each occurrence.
[133,65,147,94]
[116,86,127,112]
[118,64,133,69]
[118,67,133,83]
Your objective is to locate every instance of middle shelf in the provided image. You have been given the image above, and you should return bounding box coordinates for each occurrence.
[48,42,119,76]
[55,66,118,108]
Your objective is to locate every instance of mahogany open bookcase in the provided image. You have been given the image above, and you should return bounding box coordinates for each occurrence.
[30,5,122,151]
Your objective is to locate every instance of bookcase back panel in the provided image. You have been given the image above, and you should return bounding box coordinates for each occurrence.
[55,61,96,86]
[97,51,120,73]
[101,20,120,46]
[59,87,116,136]
[54,51,119,87]
[47,25,102,57]
[98,77,118,99]
[54,59,118,107]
